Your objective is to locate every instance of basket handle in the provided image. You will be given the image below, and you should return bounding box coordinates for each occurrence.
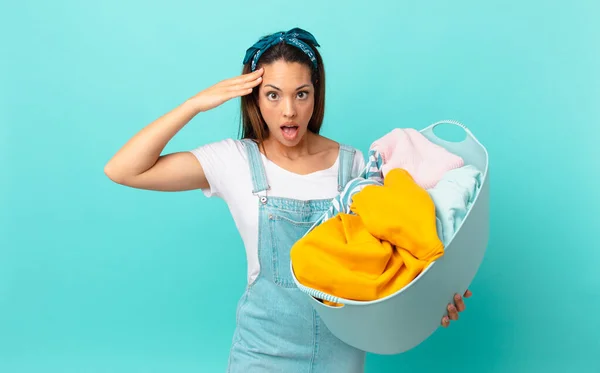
[422,119,488,153]
[424,119,475,143]
[430,119,468,130]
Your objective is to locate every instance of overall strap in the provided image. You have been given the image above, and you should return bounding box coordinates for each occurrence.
[241,139,270,195]
[337,144,357,192]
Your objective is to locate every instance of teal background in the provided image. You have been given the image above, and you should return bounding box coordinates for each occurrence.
[2,0,599,372]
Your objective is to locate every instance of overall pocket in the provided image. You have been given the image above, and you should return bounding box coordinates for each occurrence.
[268,213,316,288]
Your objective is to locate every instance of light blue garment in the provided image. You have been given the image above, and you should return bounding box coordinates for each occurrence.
[227,139,366,373]
[428,164,483,244]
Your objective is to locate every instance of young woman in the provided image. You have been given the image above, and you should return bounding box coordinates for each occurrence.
[104,27,471,372]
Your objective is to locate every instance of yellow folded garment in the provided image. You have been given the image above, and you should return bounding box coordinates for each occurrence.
[350,168,444,262]
[290,168,444,304]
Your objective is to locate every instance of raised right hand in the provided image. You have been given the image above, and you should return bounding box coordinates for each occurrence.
[188,68,264,113]
[104,68,264,191]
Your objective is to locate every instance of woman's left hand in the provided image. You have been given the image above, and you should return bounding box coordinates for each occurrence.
[441,289,472,328]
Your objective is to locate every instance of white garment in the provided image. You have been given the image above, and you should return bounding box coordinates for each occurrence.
[190,139,366,285]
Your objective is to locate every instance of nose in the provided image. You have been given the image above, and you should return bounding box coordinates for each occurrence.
[283,97,296,118]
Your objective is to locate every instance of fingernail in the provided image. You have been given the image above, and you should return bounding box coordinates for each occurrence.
[455,294,461,301]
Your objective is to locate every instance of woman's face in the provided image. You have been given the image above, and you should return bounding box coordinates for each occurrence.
[257,60,315,147]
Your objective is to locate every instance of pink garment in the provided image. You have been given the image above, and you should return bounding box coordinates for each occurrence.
[370,128,464,189]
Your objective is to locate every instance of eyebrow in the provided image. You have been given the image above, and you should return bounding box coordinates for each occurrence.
[264,84,311,91]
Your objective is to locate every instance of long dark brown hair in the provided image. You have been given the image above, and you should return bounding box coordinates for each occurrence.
[239,40,326,145]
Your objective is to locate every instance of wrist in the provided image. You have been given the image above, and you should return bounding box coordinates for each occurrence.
[182,98,204,115]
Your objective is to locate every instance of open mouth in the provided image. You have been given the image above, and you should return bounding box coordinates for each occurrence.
[280,125,299,141]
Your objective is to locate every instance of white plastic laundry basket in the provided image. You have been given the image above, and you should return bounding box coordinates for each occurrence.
[290,120,490,355]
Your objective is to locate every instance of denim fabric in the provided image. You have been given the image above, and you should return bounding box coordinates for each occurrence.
[227,139,366,373]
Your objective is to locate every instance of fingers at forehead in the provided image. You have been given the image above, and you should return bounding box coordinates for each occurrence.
[232,68,263,84]
[229,77,262,93]
[227,87,254,100]
[246,75,263,86]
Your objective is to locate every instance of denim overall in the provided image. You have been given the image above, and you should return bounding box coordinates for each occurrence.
[227,139,366,373]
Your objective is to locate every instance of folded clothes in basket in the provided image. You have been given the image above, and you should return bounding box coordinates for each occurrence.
[370,127,464,189]
[290,168,445,304]
[428,165,483,244]
[290,128,483,305]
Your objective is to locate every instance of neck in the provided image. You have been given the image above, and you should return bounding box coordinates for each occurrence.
[262,132,314,160]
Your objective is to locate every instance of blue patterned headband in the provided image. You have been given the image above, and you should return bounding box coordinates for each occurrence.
[243,27,321,71]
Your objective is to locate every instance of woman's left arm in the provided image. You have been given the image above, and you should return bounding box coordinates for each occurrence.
[441,289,473,328]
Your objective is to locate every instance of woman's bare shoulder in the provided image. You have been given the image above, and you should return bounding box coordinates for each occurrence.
[312,134,340,153]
